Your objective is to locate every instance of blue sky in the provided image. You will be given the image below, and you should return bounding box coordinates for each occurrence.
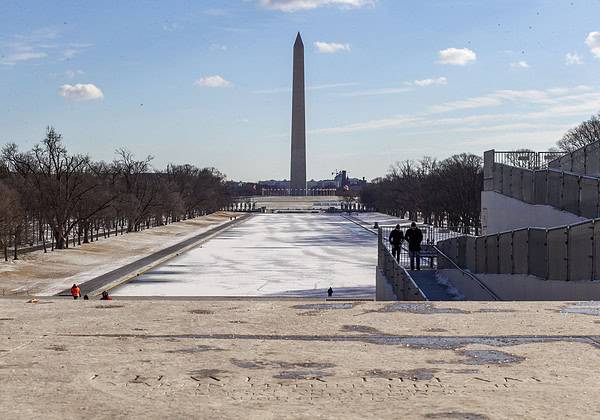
[1,0,600,181]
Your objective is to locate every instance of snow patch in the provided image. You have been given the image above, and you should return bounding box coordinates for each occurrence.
[113,213,378,298]
[435,272,465,301]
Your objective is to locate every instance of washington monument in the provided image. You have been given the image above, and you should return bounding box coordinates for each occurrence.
[290,32,306,194]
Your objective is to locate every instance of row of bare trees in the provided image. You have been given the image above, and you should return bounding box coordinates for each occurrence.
[0,127,232,260]
[360,153,483,233]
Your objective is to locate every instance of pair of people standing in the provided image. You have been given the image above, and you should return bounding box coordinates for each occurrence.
[388,222,423,270]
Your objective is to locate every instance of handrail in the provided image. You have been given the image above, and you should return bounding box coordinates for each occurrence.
[433,245,500,301]
[350,215,494,300]
[499,162,600,182]
[344,215,427,299]
[375,220,498,300]
[479,215,600,237]
[545,166,600,182]
[381,240,428,300]
[340,214,378,235]
[493,150,566,169]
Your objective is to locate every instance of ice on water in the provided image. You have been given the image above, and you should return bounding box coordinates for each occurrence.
[113,213,378,297]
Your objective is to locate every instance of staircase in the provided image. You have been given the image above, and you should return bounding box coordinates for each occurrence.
[408,270,455,301]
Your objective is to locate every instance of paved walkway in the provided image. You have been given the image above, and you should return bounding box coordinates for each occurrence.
[2,299,600,418]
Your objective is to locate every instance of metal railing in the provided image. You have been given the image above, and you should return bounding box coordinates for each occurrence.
[493,151,565,170]
[377,228,426,300]
[379,224,473,269]
[378,223,496,300]
[380,225,438,270]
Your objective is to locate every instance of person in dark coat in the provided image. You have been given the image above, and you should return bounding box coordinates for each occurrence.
[388,224,404,263]
[404,222,423,270]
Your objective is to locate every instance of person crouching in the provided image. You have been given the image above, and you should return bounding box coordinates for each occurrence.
[70,284,81,300]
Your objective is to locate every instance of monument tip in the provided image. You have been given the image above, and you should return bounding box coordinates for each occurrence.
[295,32,303,45]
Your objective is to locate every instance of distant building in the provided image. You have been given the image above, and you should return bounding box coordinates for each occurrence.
[333,170,367,190]
[228,170,368,197]
[307,179,336,189]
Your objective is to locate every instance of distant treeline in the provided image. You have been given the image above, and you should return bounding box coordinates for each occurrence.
[0,127,231,260]
[359,112,600,233]
[360,153,483,233]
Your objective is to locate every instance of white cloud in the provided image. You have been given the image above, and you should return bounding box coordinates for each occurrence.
[430,95,504,113]
[312,114,576,137]
[309,82,357,90]
[0,28,56,64]
[412,77,447,87]
[194,75,232,88]
[457,129,574,148]
[312,115,422,134]
[585,32,600,58]
[510,61,530,68]
[210,43,228,51]
[438,48,477,65]
[311,85,600,135]
[65,69,84,78]
[258,0,374,12]
[59,43,92,61]
[0,28,90,65]
[345,77,446,96]
[59,83,104,101]
[565,52,583,65]
[314,41,351,54]
[429,86,593,113]
[254,82,357,94]
[0,51,47,65]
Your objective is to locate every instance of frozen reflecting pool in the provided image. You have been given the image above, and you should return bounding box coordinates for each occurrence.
[112,213,377,297]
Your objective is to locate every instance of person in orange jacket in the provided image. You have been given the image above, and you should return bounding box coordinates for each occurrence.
[100,291,112,300]
[70,284,81,300]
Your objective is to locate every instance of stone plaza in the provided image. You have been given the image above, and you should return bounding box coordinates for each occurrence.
[2,299,600,419]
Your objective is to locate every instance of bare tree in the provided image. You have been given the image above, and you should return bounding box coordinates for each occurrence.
[167,164,231,218]
[360,154,482,232]
[557,113,600,152]
[435,154,483,231]
[0,127,233,255]
[2,127,114,249]
[0,181,23,260]
[112,148,159,232]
